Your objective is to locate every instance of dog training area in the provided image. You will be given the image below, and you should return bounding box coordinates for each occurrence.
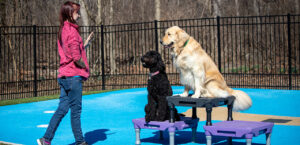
[0,15,300,145]
[0,87,299,145]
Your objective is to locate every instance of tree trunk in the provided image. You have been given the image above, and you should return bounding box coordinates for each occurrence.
[235,0,240,16]
[7,37,18,81]
[108,0,116,74]
[295,0,299,14]
[91,0,102,74]
[155,0,163,54]
[155,0,160,21]
[200,0,209,18]
[253,0,260,16]
[79,0,89,26]
[96,0,102,25]
[212,0,222,17]
[0,0,6,26]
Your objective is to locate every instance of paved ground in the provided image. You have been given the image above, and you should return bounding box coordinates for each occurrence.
[0,87,299,145]
[183,107,300,126]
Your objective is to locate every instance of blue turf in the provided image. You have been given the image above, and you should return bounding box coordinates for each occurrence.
[0,86,299,145]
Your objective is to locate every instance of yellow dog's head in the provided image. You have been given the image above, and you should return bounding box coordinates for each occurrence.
[161,26,190,49]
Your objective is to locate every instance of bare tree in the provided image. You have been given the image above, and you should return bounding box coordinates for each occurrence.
[108,0,117,74]
[212,0,221,17]
[253,0,260,16]
[235,0,240,16]
[79,0,90,26]
[96,0,102,25]
[0,0,6,26]
[1,0,299,26]
[155,0,160,21]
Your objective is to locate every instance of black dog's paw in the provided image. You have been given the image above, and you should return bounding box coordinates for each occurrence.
[145,115,151,123]
[176,115,181,121]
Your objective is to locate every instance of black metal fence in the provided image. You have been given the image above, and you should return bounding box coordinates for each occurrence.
[1,14,299,100]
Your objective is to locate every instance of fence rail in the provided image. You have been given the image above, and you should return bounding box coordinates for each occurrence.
[1,14,299,100]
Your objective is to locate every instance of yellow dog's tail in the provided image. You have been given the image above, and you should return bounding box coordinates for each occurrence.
[228,89,252,111]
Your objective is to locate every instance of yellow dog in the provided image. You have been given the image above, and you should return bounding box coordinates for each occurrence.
[161,26,252,111]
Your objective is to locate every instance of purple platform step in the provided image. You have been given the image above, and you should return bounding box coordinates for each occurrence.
[132,117,199,145]
[203,120,274,145]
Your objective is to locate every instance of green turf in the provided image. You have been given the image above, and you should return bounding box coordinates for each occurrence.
[0,89,120,106]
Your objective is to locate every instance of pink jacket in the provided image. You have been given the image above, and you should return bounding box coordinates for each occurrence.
[57,21,89,79]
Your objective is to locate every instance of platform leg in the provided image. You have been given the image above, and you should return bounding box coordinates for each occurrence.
[266,133,271,145]
[227,103,233,121]
[227,137,232,145]
[206,136,212,145]
[169,131,175,145]
[159,131,164,140]
[191,127,196,142]
[246,138,252,145]
[170,104,175,123]
[192,107,197,119]
[205,105,213,126]
[135,128,141,144]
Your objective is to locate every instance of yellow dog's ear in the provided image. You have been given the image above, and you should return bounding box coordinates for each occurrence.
[176,29,189,47]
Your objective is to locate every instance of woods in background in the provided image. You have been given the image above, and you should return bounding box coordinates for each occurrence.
[0,1,299,100]
[0,0,299,26]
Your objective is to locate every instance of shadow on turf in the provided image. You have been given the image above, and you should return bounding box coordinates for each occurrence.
[140,131,265,145]
[69,129,112,145]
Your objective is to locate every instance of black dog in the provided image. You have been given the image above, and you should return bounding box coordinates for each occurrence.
[141,51,180,122]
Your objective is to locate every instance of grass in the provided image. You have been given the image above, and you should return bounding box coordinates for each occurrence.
[0,89,120,106]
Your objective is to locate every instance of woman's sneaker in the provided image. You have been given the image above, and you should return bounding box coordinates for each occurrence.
[37,138,51,145]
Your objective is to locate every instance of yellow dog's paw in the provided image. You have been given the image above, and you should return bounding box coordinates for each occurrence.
[179,93,189,97]
[191,94,200,98]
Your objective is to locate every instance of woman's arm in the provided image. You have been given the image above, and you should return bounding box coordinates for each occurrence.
[67,28,86,68]
[75,58,86,68]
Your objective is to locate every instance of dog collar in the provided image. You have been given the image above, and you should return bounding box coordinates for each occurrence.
[183,39,189,47]
[149,71,160,79]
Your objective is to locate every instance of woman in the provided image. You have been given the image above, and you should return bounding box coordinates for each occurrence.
[37,1,93,145]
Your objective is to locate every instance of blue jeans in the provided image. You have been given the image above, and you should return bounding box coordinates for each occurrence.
[44,76,85,144]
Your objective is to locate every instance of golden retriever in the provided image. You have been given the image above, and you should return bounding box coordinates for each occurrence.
[161,26,252,111]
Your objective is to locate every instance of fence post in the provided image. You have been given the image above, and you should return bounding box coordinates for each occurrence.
[216,16,221,72]
[101,24,105,90]
[287,14,292,90]
[154,20,159,52]
[33,25,38,96]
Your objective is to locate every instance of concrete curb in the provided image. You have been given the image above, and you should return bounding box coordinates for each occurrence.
[0,141,23,145]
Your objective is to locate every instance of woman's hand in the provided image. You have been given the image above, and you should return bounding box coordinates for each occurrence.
[75,58,86,68]
[84,32,94,49]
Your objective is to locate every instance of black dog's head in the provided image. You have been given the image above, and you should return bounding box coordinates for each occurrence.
[141,51,165,72]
